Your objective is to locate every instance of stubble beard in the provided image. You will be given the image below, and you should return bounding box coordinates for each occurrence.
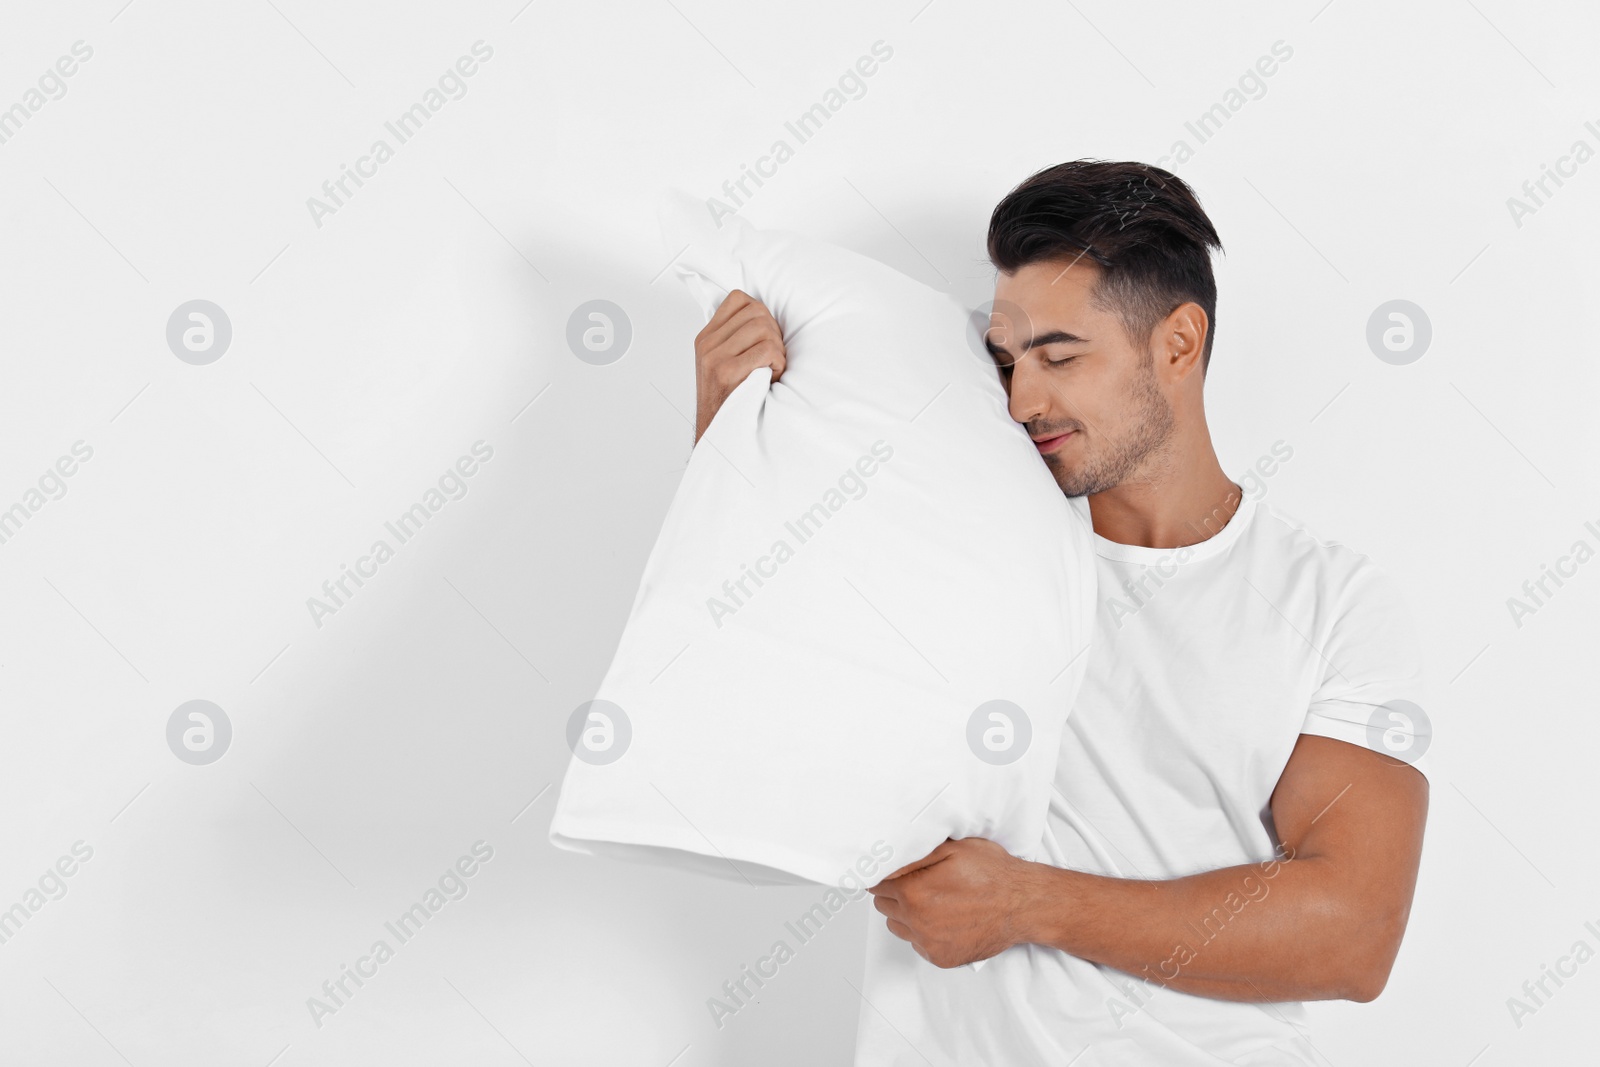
[1045,358,1175,498]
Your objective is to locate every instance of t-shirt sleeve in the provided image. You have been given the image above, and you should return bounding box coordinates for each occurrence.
[1299,558,1432,777]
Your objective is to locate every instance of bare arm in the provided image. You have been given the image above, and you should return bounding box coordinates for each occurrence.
[869,735,1428,1002]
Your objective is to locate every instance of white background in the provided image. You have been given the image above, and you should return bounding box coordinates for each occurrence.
[1,0,1596,1064]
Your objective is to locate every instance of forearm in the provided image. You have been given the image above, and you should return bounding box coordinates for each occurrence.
[1011,851,1401,1002]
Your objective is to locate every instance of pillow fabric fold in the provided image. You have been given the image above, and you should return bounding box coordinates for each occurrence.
[548,192,1096,886]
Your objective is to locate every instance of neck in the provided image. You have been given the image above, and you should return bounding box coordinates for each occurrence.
[1086,415,1241,550]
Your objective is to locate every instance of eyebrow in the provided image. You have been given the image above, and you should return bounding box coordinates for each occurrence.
[984,328,1092,358]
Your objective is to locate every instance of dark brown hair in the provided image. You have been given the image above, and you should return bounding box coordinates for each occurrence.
[987,160,1224,367]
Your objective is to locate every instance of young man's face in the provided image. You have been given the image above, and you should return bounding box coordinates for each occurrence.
[987,259,1175,498]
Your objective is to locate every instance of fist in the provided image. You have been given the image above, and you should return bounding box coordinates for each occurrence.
[693,289,786,442]
[868,838,1035,969]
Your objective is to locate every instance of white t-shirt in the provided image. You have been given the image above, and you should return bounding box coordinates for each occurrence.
[854,492,1428,1066]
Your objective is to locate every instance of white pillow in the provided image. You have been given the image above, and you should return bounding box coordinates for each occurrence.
[548,192,1096,887]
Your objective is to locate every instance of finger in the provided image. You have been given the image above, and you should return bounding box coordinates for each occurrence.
[883,846,951,882]
[703,304,780,356]
[701,299,767,348]
[717,325,784,375]
[717,314,781,358]
[750,339,786,378]
[707,289,748,327]
[872,894,900,919]
[884,918,916,944]
[700,294,748,343]
[705,289,754,332]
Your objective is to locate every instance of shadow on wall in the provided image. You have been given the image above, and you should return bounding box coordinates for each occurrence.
[187,203,880,1061]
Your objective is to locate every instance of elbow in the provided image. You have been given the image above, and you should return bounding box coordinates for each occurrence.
[1334,913,1407,1003]
[1342,965,1391,1004]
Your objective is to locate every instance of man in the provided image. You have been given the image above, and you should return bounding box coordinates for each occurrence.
[692,160,1428,1065]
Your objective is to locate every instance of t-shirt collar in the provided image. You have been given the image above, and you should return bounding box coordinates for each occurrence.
[1090,491,1259,565]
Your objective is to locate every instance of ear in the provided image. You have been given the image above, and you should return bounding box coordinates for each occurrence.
[1153,302,1209,384]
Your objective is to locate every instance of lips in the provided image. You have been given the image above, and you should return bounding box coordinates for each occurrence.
[1032,431,1074,454]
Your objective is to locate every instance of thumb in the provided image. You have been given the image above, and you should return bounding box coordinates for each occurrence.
[881,840,955,882]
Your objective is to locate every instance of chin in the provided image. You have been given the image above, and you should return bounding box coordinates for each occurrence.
[1045,462,1102,499]
[1048,469,1093,498]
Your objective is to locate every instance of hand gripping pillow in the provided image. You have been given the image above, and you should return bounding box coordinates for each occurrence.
[549,192,1096,887]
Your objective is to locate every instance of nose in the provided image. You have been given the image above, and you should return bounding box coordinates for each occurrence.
[1005,355,1050,427]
